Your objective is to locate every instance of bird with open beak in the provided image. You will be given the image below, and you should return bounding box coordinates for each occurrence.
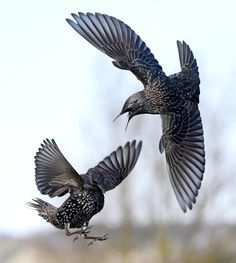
[66,12,205,213]
[113,91,149,130]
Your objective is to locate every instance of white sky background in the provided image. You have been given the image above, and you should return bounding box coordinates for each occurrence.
[0,0,236,236]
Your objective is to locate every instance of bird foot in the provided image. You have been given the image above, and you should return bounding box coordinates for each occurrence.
[64,223,107,245]
[85,233,109,246]
[65,224,93,239]
[72,229,91,243]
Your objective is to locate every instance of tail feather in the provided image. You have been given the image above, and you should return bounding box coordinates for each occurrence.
[27,198,57,222]
[177,40,198,72]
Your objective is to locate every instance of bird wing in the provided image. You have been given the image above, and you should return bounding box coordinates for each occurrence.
[66,12,165,86]
[177,40,200,103]
[159,104,205,212]
[35,139,84,197]
[82,140,142,192]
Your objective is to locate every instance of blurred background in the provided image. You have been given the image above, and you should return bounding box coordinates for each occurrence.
[1,0,236,262]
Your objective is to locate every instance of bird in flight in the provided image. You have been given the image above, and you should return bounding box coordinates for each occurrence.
[66,12,205,212]
[28,139,142,245]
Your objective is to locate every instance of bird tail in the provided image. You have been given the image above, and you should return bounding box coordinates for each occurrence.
[177,40,198,72]
[27,198,57,223]
[177,40,200,103]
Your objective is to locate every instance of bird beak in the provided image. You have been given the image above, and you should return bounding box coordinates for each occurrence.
[113,112,123,122]
[125,116,131,131]
[113,111,132,131]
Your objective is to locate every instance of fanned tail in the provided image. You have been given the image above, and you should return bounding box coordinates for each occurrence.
[27,198,57,223]
[177,40,198,72]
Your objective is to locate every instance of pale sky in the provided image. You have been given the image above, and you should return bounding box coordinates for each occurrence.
[1,0,236,236]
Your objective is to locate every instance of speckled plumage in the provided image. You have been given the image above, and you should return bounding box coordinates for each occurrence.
[66,13,205,212]
[28,139,142,243]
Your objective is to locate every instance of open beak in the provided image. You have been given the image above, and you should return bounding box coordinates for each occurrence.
[113,111,132,131]
[113,112,123,122]
[125,116,131,131]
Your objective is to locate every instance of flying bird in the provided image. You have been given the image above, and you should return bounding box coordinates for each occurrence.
[28,139,142,245]
[66,12,205,212]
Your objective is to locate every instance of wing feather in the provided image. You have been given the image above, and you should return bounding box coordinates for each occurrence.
[66,12,165,85]
[35,139,83,197]
[82,141,142,192]
[160,105,205,212]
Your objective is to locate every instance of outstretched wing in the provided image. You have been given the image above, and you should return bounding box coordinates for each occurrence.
[159,104,205,212]
[66,12,165,85]
[82,140,142,192]
[35,139,83,197]
[177,40,200,103]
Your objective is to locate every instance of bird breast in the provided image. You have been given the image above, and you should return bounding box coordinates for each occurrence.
[56,189,104,229]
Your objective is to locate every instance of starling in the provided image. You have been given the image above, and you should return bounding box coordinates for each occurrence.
[66,12,205,212]
[28,139,142,244]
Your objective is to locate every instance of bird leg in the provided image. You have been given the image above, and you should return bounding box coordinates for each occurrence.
[64,222,92,238]
[72,222,94,242]
[84,233,109,246]
[64,223,108,245]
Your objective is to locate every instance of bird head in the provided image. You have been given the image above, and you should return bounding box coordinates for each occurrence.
[113,91,146,130]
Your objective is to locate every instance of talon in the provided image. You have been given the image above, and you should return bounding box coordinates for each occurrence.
[72,229,92,242]
[97,233,109,241]
[64,222,93,239]
[85,233,109,246]
[88,241,95,246]
[73,235,80,243]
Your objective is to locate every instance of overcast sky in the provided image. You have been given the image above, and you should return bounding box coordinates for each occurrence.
[1,0,236,236]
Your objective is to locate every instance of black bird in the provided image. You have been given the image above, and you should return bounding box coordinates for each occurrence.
[28,139,142,244]
[66,12,205,212]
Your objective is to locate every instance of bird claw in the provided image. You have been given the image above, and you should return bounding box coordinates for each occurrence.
[86,233,109,246]
[65,223,108,245]
[65,223,93,240]
[73,235,80,243]
[72,228,92,242]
